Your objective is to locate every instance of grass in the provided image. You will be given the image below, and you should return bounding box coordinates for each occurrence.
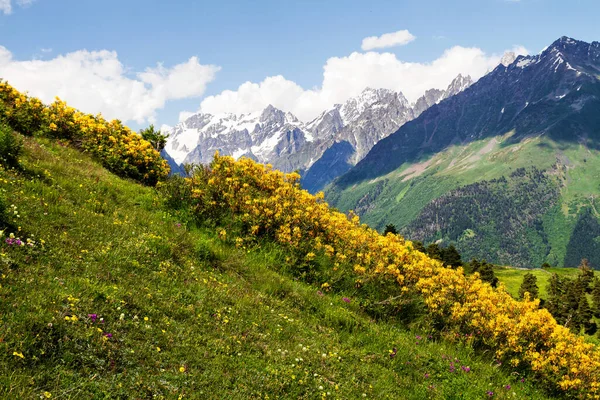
[0,136,560,399]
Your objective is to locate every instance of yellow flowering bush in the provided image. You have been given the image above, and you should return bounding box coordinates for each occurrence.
[0,80,46,135]
[0,80,169,185]
[183,153,600,398]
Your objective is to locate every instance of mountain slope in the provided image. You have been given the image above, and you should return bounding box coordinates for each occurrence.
[326,36,600,268]
[0,134,554,399]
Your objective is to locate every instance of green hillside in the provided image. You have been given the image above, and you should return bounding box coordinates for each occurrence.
[326,133,600,268]
[0,134,557,398]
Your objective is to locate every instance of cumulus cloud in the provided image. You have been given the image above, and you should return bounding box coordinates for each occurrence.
[0,46,219,123]
[361,29,416,51]
[199,45,528,122]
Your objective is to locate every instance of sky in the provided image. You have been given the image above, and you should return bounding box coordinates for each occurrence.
[0,0,598,131]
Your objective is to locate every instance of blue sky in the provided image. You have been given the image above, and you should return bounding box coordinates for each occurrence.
[0,0,598,129]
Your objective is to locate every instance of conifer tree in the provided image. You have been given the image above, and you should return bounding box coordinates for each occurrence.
[577,293,594,332]
[578,258,595,292]
[477,261,499,288]
[518,272,539,299]
[592,278,600,318]
[441,245,463,268]
[545,273,564,323]
[383,224,398,235]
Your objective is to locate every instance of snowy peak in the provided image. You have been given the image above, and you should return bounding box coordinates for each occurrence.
[500,52,517,67]
[164,104,312,167]
[445,74,473,98]
[340,87,407,125]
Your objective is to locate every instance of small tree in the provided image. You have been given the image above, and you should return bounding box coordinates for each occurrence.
[426,243,443,261]
[476,260,498,288]
[441,244,462,268]
[383,224,398,235]
[139,124,169,152]
[546,273,564,322]
[518,272,539,300]
[578,258,595,292]
[541,262,552,269]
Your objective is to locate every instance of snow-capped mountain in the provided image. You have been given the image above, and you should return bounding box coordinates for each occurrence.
[164,105,313,170]
[164,74,474,191]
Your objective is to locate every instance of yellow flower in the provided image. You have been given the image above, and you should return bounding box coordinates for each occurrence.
[12,351,24,359]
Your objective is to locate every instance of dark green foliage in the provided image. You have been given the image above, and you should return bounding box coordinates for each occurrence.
[139,124,169,151]
[545,273,563,319]
[425,243,443,261]
[441,244,462,268]
[541,262,552,269]
[564,209,600,268]
[383,223,398,235]
[592,279,600,318]
[0,123,23,168]
[518,273,539,300]
[411,240,426,253]
[578,258,595,291]
[404,168,560,268]
[469,259,498,287]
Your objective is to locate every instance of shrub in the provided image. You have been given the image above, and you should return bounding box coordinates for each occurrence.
[0,123,23,168]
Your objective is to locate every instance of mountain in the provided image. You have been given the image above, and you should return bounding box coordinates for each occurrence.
[163,105,317,173]
[326,36,600,268]
[164,76,473,191]
[301,76,473,192]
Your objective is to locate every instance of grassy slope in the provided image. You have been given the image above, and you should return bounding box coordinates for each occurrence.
[326,133,600,267]
[0,137,555,399]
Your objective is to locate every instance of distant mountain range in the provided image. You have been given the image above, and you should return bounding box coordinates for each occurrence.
[163,74,474,192]
[326,36,600,268]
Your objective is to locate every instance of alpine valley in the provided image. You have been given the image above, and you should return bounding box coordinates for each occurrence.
[327,36,600,268]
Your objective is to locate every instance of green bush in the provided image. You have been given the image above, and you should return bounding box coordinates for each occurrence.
[0,123,23,168]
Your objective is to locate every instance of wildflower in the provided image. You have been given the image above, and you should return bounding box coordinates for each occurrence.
[342,297,350,303]
[504,385,511,390]
[103,333,113,338]
[88,313,98,323]
[12,351,24,359]
[179,366,186,373]
[316,290,324,297]
[461,366,471,373]
[486,391,494,397]
[43,392,52,398]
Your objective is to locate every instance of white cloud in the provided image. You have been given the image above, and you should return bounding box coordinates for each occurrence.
[361,30,416,51]
[178,111,195,122]
[0,0,11,14]
[0,46,220,124]
[0,0,35,14]
[199,45,528,122]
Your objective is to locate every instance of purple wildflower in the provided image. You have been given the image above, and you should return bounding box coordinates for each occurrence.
[88,314,98,322]
[342,297,350,303]
[424,373,430,379]
[461,366,471,373]
[316,290,324,297]
[486,391,494,397]
[103,333,113,338]
[504,385,511,390]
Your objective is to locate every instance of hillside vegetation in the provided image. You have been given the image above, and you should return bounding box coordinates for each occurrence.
[1,80,600,399]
